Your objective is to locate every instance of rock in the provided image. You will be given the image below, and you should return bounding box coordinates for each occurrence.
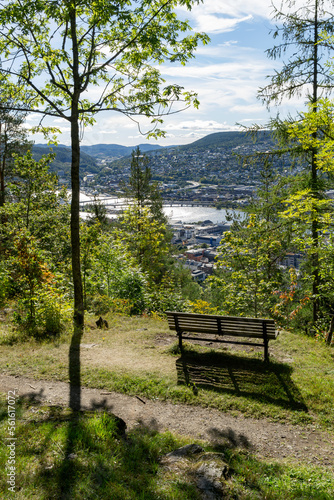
[96,316,109,329]
[162,446,229,499]
[195,455,229,499]
[164,443,204,462]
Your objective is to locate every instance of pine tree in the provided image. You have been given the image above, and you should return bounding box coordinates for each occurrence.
[123,147,167,226]
[0,107,29,207]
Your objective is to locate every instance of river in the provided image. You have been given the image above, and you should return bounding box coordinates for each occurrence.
[164,206,234,224]
[79,192,236,224]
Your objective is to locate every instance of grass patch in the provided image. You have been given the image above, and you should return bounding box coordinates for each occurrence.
[0,314,334,431]
[0,396,333,499]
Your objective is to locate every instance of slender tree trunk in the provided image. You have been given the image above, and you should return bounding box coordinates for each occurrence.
[0,162,4,207]
[327,315,334,345]
[0,122,4,207]
[70,111,84,330]
[311,0,319,323]
[69,7,84,411]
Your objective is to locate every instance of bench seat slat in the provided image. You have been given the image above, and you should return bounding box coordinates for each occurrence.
[167,318,275,328]
[168,326,276,338]
[180,329,277,339]
[167,322,276,336]
[167,311,275,324]
[168,319,276,330]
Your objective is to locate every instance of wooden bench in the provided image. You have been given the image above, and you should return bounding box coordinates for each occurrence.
[166,311,278,362]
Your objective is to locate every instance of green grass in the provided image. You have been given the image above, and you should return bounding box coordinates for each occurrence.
[0,313,334,432]
[0,397,333,499]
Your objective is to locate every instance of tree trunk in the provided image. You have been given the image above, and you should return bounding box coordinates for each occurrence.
[69,7,84,411]
[311,0,320,324]
[0,121,4,207]
[326,315,334,345]
[70,113,84,330]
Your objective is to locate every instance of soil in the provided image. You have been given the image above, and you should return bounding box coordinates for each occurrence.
[1,372,334,469]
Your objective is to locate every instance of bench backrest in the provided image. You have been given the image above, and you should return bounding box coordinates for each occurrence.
[166,311,277,339]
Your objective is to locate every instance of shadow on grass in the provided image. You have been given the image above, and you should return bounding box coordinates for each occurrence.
[0,395,199,499]
[176,349,307,412]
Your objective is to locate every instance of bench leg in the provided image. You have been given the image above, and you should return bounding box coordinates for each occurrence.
[264,339,269,362]
[178,332,183,352]
[262,321,269,362]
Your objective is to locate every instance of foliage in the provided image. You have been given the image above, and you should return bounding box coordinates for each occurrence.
[0,151,71,265]
[89,296,134,316]
[277,99,334,320]
[0,104,30,206]
[259,0,334,105]
[0,0,209,133]
[79,226,147,314]
[144,273,187,314]
[8,229,50,329]
[188,299,219,315]
[13,284,72,338]
[116,205,170,284]
[272,267,311,330]
[258,0,334,324]
[210,214,284,318]
[123,147,167,226]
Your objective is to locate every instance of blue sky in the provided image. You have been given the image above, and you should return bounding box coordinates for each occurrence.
[28,0,311,148]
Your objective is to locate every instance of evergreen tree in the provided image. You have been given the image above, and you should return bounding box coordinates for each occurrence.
[259,0,334,322]
[0,107,30,207]
[123,147,167,226]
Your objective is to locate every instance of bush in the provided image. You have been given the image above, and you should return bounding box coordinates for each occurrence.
[13,285,72,338]
[88,295,133,316]
[144,275,188,314]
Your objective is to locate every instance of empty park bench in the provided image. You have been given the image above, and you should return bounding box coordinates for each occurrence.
[166,311,278,362]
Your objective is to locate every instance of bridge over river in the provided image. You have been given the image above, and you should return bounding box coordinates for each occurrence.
[79,198,214,209]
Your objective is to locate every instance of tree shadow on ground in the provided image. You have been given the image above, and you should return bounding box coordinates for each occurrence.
[176,349,307,412]
[0,395,199,500]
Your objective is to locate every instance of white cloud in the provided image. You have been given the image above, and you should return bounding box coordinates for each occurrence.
[194,14,253,34]
[230,103,266,114]
[180,0,274,36]
[25,113,44,122]
[194,0,273,18]
[165,119,240,132]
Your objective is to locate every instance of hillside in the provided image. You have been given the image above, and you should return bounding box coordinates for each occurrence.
[80,142,163,158]
[96,130,286,190]
[33,131,280,187]
[178,130,274,152]
[32,145,99,180]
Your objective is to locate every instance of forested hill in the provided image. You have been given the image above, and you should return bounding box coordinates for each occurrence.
[32,142,163,180]
[177,130,274,151]
[81,143,163,157]
[95,130,279,187]
[32,130,275,182]
[99,130,275,169]
[32,145,99,178]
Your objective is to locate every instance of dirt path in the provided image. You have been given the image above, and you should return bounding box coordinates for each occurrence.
[1,373,333,468]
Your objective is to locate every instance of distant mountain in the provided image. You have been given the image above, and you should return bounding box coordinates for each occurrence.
[32,131,275,181]
[33,142,164,178]
[80,143,163,157]
[177,130,274,151]
[32,145,98,179]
